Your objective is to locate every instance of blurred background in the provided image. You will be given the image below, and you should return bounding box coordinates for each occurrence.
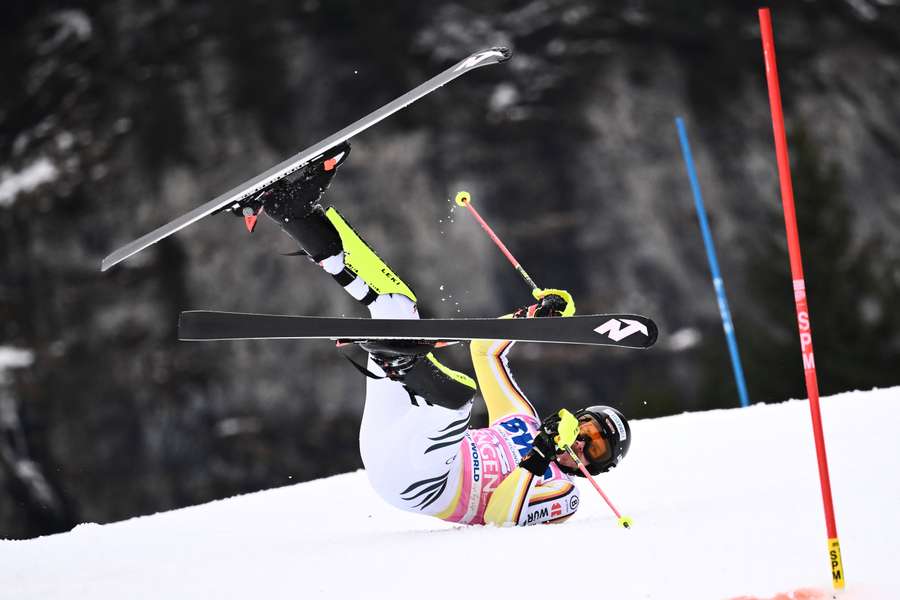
[2,0,899,539]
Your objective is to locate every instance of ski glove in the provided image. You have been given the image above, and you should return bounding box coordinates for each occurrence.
[519,416,559,475]
[513,288,575,319]
[519,410,577,476]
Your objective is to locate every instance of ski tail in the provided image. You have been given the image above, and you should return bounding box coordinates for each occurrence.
[178,311,658,349]
[100,47,511,272]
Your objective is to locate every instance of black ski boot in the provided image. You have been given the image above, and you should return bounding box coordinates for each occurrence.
[359,340,476,410]
[262,142,351,260]
[259,140,417,307]
[358,340,437,379]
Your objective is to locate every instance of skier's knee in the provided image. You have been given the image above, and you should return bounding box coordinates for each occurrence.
[367,293,417,320]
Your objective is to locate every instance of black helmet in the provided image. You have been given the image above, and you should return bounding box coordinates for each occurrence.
[560,405,631,476]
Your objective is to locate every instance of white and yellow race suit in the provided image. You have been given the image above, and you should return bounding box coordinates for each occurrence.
[299,206,580,526]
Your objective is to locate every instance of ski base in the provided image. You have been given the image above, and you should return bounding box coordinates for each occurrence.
[178,311,658,349]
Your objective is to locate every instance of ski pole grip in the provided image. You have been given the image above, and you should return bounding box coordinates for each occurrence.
[555,409,579,449]
[455,191,471,206]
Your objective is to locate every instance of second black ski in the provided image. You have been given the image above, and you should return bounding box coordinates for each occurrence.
[178,311,658,349]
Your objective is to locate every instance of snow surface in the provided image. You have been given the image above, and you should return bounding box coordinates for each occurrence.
[2,388,898,600]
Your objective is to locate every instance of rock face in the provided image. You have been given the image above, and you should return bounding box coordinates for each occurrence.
[2,2,898,537]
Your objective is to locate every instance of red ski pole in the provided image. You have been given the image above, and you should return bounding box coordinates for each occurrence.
[455,191,539,292]
[564,446,633,529]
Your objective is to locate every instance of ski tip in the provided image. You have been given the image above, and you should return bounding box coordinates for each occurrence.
[178,310,215,341]
[456,48,512,73]
[645,319,659,348]
[590,314,659,349]
[491,47,512,62]
[100,254,118,272]
[177,310,205,339]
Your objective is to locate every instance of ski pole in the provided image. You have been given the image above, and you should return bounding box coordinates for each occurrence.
[563,446,633,529]
[455,191,539,291]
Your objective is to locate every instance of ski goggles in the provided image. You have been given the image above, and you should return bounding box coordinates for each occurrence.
[577,415,612,463]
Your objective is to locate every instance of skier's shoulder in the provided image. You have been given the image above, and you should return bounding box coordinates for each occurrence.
[490,412,539,433]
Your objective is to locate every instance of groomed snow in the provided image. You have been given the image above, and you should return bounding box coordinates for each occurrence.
[2,388,898,600]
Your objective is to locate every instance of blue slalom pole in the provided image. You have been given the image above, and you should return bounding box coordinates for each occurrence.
[675,117,750,408]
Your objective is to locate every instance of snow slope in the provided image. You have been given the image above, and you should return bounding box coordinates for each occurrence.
[3,388,898,600]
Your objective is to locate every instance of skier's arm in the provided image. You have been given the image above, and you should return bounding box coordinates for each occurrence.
[483,467,534,525]
[470,336,537,422]
[469,289,574,422]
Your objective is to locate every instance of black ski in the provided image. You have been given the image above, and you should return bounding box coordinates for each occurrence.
[178,311,658,349]
[100,47,511,272]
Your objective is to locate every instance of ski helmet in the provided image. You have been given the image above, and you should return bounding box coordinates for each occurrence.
[561,406,631,476]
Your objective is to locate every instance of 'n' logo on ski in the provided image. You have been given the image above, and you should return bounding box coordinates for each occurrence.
[593,318,650,343]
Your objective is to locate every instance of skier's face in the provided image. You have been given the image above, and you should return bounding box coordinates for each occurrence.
[555,439,589,470]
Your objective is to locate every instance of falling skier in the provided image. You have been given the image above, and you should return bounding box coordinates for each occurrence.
[258,142,632,526]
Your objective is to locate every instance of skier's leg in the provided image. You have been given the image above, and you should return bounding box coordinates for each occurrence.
[264,143,471,390]
[359,372,474,517]
[263,143,418,318]
[264,142,474,405]
[265,144,476,516]
[357,339,477,517]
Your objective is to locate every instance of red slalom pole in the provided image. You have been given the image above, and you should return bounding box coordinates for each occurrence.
[758,8,844,589]
[455,191,539,291]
